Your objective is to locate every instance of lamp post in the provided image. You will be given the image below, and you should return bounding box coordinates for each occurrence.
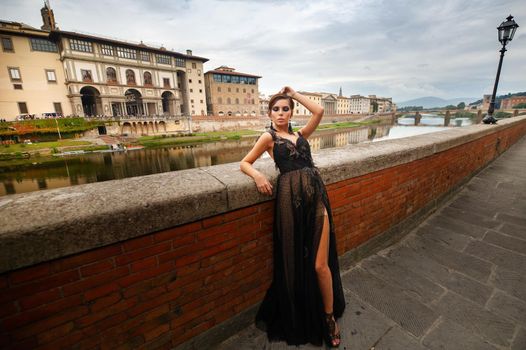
[483,15,519,124]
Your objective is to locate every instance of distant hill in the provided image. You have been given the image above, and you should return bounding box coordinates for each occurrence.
[397,96,478,109]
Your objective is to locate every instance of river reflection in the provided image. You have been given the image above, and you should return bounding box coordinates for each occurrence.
[0,119,472,196]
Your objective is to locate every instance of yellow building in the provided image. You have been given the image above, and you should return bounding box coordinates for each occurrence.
[0,21,71,119]
[0,3,208,121]
[204,66,261,117]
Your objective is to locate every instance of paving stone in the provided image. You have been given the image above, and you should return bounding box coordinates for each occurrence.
[497,213,526,228]
[415,224,473,252]
[432,292,515,347]
[440,207,500,229]
[464,240,526,274]
[385,245,492,305]
[215,325,268,350]
[493,267,526,302]
[426,215,486,239]
[373,326,427,350]
[487,290,526,326]
[338,293,394,350]
[500,222,526,241]
[449,197,503,218]
[422,318,498,350]
[483,230,526,255]
[405,235,492,282]
[360,255,444,304]
[343,267,438,338]
[511,327,526,350]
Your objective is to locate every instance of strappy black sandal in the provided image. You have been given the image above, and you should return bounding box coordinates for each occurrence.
[324,312,341,348]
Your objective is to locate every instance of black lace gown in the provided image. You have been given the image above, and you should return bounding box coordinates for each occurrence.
[255,129,346,346]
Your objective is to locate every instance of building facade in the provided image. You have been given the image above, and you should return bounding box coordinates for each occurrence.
[350,95,371,114]
[336,95,350,114]
[0,21,71,119]
[0,4,208,121]
[501,96,526,109]
[294,92,322,115]
[204,66,260,117]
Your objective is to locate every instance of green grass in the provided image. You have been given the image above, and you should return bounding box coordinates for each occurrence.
[0,118,105,136]
[138,130,260,147]
[1,140,91,154]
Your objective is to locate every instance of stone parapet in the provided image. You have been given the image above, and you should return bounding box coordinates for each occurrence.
[1,116,526,274]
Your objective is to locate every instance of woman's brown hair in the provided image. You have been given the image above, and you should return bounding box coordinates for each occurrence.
[268,94,294,133]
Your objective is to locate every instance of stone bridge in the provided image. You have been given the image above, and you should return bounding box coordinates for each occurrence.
[1,116,525,349]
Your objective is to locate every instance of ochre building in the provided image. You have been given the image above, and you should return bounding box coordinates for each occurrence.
[0,3,208,121]
[204,66,261,117]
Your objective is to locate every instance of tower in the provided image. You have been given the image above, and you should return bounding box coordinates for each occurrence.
[339,86,342,97]
[41,0,56,31]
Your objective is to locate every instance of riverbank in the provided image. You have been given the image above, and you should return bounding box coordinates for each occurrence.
[0,120,383,167]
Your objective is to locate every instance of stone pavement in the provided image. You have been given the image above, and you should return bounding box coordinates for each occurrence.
[216,136,526,350]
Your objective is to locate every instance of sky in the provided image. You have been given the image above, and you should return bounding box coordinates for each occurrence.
[3,0,526,103]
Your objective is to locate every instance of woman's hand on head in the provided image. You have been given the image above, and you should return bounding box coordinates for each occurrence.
[254,173,273,196]
[279,86,296,98]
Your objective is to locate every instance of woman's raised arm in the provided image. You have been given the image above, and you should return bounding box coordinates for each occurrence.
[280,86,324,139]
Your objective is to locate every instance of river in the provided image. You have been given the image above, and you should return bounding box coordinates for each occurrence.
[0,115,473,196]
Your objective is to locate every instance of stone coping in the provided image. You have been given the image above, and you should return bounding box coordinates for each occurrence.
[1,116,525,274]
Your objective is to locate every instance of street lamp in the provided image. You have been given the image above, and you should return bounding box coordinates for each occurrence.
[483,15,519,124]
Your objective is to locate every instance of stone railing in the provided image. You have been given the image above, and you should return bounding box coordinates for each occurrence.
[1,116,526,349]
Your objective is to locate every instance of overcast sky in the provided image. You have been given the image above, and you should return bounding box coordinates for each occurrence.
[3,0,526,102]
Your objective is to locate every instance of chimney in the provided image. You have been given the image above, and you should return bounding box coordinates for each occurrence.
[40,0,56,31]
[186,49,192,56]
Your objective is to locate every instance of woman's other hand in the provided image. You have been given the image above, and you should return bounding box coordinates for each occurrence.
[254,173,273,196]
[279,86,296,98]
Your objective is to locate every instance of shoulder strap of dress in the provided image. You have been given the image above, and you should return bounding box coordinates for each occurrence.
[297,130,302,137]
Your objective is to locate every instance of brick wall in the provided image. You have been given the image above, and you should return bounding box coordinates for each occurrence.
[1,122,525,349]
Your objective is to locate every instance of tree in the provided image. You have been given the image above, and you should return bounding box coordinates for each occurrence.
[457,102,466,109]
[445,105,457,110]
[513,103,526,108]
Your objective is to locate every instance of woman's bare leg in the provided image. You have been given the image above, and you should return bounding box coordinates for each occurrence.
[315,209,340,345]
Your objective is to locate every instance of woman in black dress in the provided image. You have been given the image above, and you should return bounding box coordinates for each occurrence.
[240,86,345,347]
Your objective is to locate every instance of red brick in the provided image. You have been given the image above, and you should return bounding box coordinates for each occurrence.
[0,276,8,289]
[115,241,171,266]
[32,330,84,350]
[144,323,170,342]
[51,245,122,272]
[127,288,182,318]
[9,264,50,285]
[76,298,137,328]
[223,206,258,222]
[36,321,74,345]
[11,306,88,341]
[2,294,83,330]
[123,234,154,252]
[131,256,158,273]
[202,214,224,228]
[117,262,174,288]
[0,301,18,319]
[80,259,115,277]
[84,282,120,301]
[80,311,127,337]
[18,288,62,311]
[0,270,80,303]
[153,221,201,242]
[62,266,129,297]
[90,292,122,313]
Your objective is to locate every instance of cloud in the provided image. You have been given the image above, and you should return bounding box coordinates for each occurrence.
[2,0,525,101]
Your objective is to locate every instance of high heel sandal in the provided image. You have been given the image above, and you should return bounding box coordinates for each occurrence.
[324,312,341,348]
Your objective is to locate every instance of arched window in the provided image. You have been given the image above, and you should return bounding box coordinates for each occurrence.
[218,97,222,104]
[126,69,136,85]
[235,98,239,104]
[143,71,152,85]
[227,97,231,104]
[106,67,117,83]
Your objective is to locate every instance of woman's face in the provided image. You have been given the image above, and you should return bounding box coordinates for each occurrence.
[269,98,292,129]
